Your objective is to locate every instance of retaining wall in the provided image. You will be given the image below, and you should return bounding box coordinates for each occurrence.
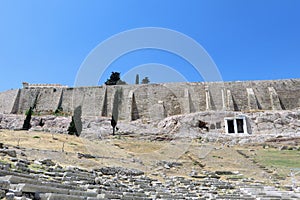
[0,79,299,120]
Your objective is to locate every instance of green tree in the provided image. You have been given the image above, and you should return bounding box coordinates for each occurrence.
[135,74,139,84]
[105,72,122,85]
[67,106,82,137]
[105,72,127,85]
[141,77,150,84]
[67,116,77,136]
[22,107,33,130]
[111,115,117,135]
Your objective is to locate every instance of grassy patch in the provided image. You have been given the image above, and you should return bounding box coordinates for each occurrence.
[254,149,300,178]
[0,159,12,165]
[32,135,40,139]
[226,174,246,180]
[29,164,46,172]
[255,149,300,168]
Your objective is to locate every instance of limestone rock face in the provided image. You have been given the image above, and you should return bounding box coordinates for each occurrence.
[0,109,299,143]
[0,114,24,130]
[0,149,16,157]
[30,116,71,133]
[249,110,300,134]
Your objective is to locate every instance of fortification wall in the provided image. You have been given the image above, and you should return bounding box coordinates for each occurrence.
[17,88,63,114]
[0,79,299,120]
[0,89,20,114]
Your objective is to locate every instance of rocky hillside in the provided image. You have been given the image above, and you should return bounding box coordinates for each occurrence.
[0,130,300,199]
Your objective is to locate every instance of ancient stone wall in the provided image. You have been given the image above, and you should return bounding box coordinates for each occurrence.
[0,79,299,120]
[0,89,20,114]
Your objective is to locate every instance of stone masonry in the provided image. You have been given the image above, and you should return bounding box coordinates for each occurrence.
[0,79,299,121]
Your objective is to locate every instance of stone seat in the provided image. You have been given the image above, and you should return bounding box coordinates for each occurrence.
[62,171,95,184]
[39,193,91,200]
[44,171,65,177]
[103,193,122,199]
[0,175,83,191]
[17,183,69,194]
[0,180,10,190]
[121,196,152,200]
[63,171,95,179]
[17,183,98,197]
[87,196,109,200]
[216,194,256,199]
[0,169,38,180]
[42,181,85,191]
[0,175,39,185]
[69,189,98,197]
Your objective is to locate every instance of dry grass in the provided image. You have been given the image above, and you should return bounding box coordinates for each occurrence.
[0,129,297,185]
[0,130,87,153]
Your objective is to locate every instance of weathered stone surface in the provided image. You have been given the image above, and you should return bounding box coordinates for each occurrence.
[0,180,10,190]
[39,158,55,166]
[156,161,183,168]
[0,149,16,157]
[5,192,14,200]
[0,189,5,199]
[39,193,87,200]
[1,109,300,139]
[0,114,24,130]
[1,79,300,120]
[17,183,69,194]
[97,167,144,176]
[0,143,299,200]
[1,175,35,186]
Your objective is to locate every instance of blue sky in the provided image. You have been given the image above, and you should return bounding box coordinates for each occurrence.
[0,0,299,91]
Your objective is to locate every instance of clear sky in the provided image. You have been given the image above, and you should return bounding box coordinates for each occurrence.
[0,0,299,92]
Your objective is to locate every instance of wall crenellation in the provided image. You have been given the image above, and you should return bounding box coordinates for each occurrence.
[0,79,299,120]
[22,82,68,88]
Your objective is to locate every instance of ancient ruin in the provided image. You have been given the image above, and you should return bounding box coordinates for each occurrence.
[0,79,299,134]
[1,79,299,118]
[0,79,300,199]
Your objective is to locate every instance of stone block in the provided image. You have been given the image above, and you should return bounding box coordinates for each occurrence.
[69,190,97,197]
[0,189,5,199]
[0,180,10,190]
[0,169,38,180]
[6,192,15,200]
[39,158,56,166]
[0,149,16,157]
[17,183,69,194]
[39,193,87,200]
[105,193,122,199]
